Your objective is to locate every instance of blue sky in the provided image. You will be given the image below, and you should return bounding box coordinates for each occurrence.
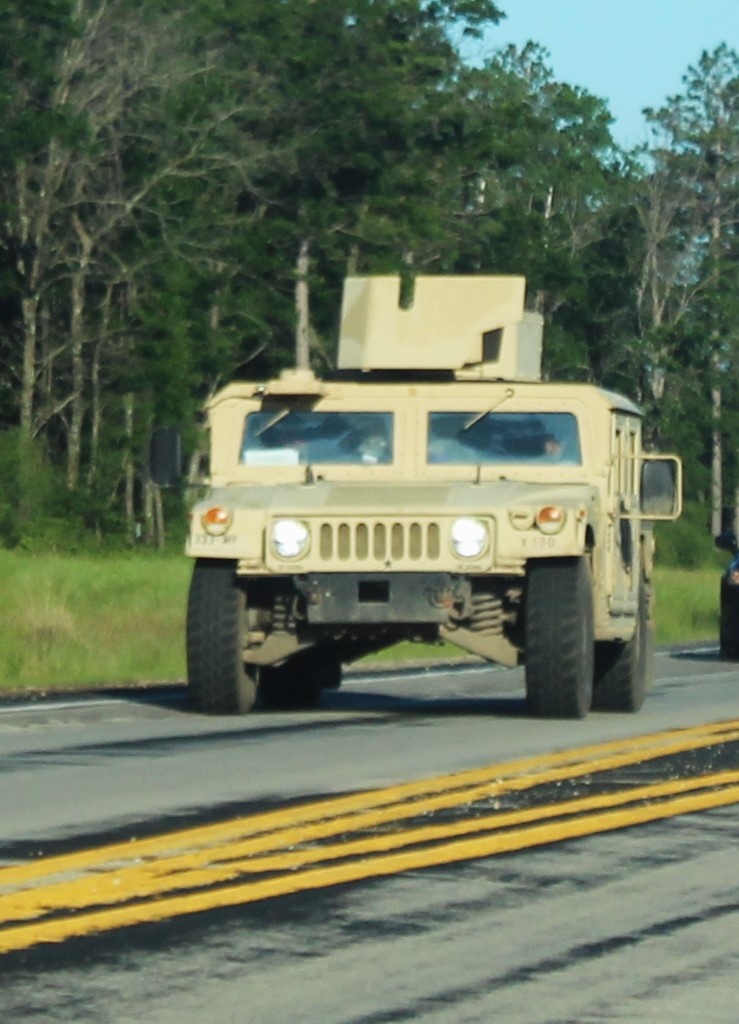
[466,0,738,147]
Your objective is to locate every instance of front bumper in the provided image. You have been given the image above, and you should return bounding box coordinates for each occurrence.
[294,573,468,625]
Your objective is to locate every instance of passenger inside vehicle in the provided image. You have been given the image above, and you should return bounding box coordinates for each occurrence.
[427,412,581,464]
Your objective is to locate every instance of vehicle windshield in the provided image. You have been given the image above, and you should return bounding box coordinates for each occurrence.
[427,412,581,465]
[241,410,393,466]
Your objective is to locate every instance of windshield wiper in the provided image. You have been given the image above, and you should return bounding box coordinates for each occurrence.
[255,408,291,438]
[461,387,515,432]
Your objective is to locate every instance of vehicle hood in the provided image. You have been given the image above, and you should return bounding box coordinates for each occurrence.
[202,479,595,516]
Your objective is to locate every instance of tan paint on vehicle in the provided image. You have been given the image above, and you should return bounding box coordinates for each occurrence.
[180,276,682,706]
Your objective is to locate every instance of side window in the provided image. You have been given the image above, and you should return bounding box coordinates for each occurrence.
[613,418,639,498]
[628,426,639,495]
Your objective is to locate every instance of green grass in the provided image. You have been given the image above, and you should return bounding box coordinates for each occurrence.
[0,550,190,693]
[0,551,721,694]
[652,566,719,645]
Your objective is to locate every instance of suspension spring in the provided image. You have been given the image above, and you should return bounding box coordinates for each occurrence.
[469,591,504,634]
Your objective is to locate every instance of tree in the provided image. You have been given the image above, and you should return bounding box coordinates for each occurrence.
[0,5,733,547]
[194,0,505,366]
[439,43,629,384]
[638,46,739,524]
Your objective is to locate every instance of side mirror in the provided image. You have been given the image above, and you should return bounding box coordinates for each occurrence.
[715,530,738,556]
[149,428,182,487]
[640,456,682,520]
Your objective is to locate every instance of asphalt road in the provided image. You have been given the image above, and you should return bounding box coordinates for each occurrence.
[0,645,737,1023]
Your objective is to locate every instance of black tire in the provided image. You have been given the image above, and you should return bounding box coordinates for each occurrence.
[719,589,739,659]
[525,557,594,719]
[719,629,739,660]
[593,582,652,712]
[186,560,257,714]
[259,647,342,710]
[258,654,321,711]
[317,648,343,691]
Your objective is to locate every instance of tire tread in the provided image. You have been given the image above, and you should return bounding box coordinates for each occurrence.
[525,557,594,719]
[186,560,257,714]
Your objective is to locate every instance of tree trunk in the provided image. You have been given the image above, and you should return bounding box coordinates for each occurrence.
[67,215,93,490]
[711,382,722,536]
[15,147,68,439]
[86,340,101,486]
[709,166,723,537]
[295,239,310,370]
[20,295,39,437]
[67,265,87,490]
[124,394,136,544]
[153,486,165,550]
[88,287,114,486]
[143,478,155,546]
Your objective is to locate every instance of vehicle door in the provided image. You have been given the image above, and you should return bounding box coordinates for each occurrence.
[607,413,640,615]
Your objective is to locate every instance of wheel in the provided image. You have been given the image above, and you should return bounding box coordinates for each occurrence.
[525,557,594,719]
[258,653,321,710]
[317,647,343,690]
[186,560,257,714]
[719,626,739,660]
[593,582,652,712]
[719,588,739,659]
[259,647,342,710]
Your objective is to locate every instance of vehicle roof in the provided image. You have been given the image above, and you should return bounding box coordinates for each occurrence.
[208,375,643,418]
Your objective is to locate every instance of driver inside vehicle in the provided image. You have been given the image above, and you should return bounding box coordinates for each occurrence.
[541,433,563,459]
[343,426,391,464]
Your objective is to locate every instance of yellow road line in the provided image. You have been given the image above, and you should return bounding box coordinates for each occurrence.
[3,770,738,927]
[2,719,738,890]
[1,778,737,954]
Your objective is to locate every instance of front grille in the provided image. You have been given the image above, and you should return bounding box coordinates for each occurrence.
[317,518,441,564]
[265,515,495,572]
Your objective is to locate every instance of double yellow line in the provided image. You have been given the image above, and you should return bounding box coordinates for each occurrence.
[1,720,738,954]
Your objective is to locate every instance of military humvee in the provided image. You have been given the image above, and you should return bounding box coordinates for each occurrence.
[153,275,681,719]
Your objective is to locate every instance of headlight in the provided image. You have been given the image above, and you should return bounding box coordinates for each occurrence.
[272,519,310,559]
[451,517,488,559]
